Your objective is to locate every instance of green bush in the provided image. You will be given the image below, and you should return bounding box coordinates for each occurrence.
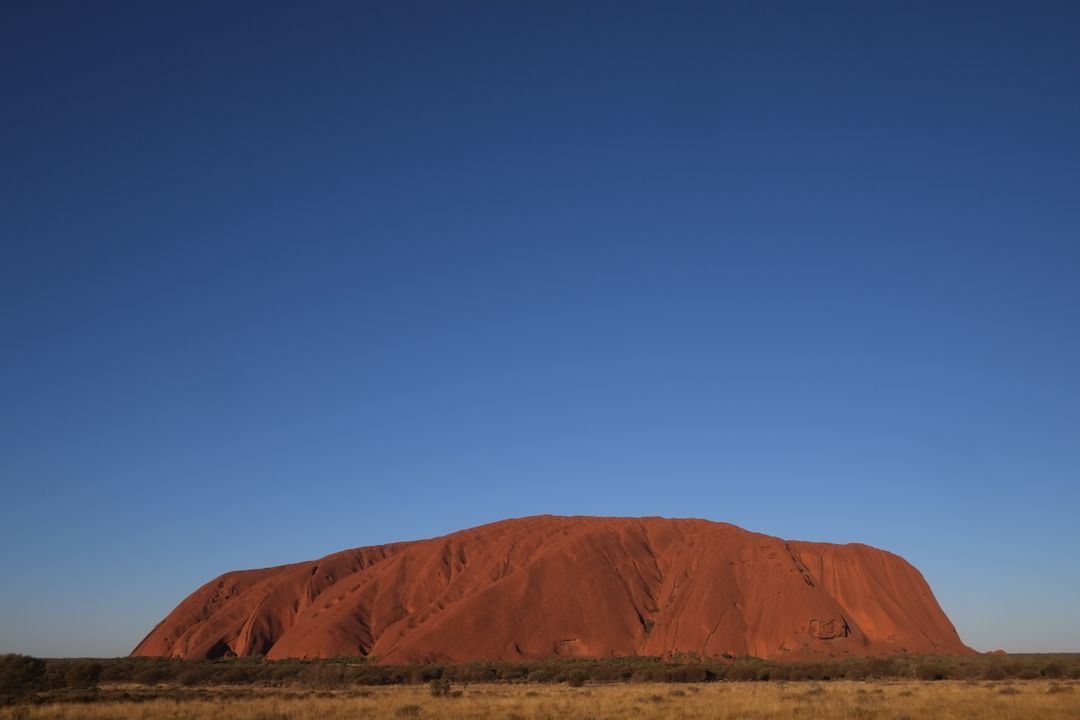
[412,665,444,683]
[1041,661,1065,678]
[664,665,711,683]
[64,661,104,690]
[131,667,168,686]
[914,662,946,681]
[526,666,560,683]
[176,667,216,686]
[0,654,47,703]
[567,669,588,687]
[725,663,759,681]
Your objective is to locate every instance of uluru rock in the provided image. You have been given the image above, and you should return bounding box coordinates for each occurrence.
[133,516,972,662]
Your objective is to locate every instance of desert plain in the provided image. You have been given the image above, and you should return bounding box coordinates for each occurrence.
[3,677,1078,720]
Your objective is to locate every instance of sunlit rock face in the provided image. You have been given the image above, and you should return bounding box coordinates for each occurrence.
[133,515,973,663]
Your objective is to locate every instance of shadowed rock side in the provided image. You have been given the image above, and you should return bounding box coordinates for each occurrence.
[133,516,972,662]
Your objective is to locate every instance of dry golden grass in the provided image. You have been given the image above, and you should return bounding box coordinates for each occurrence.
[4,679,1078,720]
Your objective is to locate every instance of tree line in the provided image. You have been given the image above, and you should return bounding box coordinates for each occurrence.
[2,651,1078,705]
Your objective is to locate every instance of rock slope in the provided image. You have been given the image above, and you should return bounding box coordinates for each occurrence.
[133,516,971,662]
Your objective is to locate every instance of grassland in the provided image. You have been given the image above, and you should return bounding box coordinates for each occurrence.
[2,678,1078,720]
[3,654,1079,719]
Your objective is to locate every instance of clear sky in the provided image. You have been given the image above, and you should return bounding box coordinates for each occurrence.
[1,2,1078,658]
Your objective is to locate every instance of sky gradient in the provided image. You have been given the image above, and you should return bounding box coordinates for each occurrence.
[1,1,1078,657]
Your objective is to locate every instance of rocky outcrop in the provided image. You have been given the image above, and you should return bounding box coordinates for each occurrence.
[133,515,972,662]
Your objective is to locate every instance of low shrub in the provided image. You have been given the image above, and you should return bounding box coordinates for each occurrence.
[567,669,588,687]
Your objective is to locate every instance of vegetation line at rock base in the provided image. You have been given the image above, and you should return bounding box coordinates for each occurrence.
[2,652,1079,706]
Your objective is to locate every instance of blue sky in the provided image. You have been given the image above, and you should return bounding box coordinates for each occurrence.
[1,1,1078,657]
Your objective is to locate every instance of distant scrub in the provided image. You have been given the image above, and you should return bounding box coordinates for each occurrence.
[0,655,46,703]
[2,651,1079,705]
